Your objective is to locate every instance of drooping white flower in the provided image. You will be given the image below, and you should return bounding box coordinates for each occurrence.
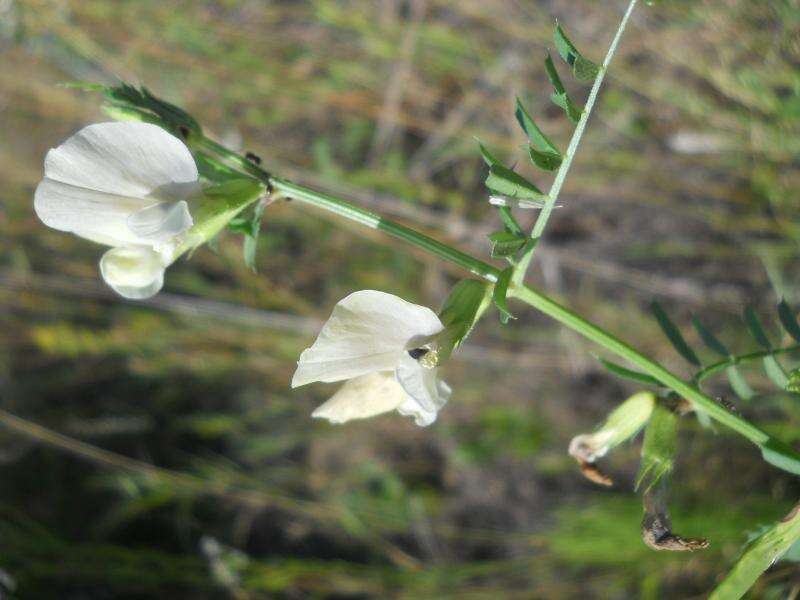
[34,121,201,299]
[292,290,452,426]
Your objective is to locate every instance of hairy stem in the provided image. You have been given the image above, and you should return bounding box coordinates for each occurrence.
[513,0,638,285]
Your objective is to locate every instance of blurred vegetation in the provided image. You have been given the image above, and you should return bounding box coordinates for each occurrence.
[1,0,800,597]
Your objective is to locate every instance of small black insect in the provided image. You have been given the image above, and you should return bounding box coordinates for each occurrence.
[407,348,429,360]
[716,396,739,415]
[245,152,262,165]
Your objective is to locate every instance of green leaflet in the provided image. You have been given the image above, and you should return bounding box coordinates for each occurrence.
[550,93,583,123]
[727,365,755,401]
[650,301,701,367]
[743,306,771,350]
[710,502,800,599]
[487,231,527,259]
[495,206,524,237]
[514,98,561,156]
[760,438,800,476]
[228,201,266,271]
[486,164,546,200]
[437,280,492,361]
[637,402,678,491]
[528,146,563,171]
[596,356,662,387]
[478,140,545,200]
[544,52,583,123]
[551,93,583,123]
[544,52,567,95]
[778,299,800,343]
[763,355,789,389]
[691,316,731,357]
[95,83,203,143]
[475,140,526,257]
[492,267,516,324]
[477,140,502,167]
[554,23,600,82]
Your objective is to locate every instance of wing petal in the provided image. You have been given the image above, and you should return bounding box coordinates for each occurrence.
[311,372,408,424]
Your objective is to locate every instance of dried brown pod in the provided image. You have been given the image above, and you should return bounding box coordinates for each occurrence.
[578,459,614,487]
[642,489,709,552]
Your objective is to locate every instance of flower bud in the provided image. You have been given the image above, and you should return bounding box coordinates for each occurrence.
[569,392,656,478]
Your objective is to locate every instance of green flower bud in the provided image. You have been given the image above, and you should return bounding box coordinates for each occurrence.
[569,391,656,464]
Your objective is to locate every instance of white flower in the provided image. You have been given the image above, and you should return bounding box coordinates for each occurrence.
[292,290,452,426]
[34,121,201,299]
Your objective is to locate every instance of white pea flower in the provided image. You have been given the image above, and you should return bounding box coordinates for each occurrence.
[34,121,201,299]
[292,290,452,426]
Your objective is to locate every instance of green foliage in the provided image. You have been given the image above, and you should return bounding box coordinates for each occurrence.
[763,355,789,389]
[487,231,527,259]
[744,306,771,349]
[228,201,266,271]
[492,267,515,324]
[778,299,800,343]
[760,438,800,477]
[596,356,662,387]
[650,302,701,366]
[527,146,563,172]
[554,23,600,81]
[691,316,731,357]
[514,98,561,156]
[514,98,563,171]
[727,365,755,401]
[184,179,266,253]
[437,279,492,360]
[70,82,204,144]
[479,139,546,200]
[485,163,545,200]
[544,52,583,123]
[710,503,800,600]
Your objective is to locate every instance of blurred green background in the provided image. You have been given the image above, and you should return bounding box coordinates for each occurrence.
[1,0,800,597]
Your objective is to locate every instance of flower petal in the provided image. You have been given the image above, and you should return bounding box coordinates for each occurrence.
[292,290,444,387]
[311,371,408,424]
[394,353,450,426]
[568,430,616,464]
[99,245,170,299]
[34,178,148,246]
[43,121,200,201]
[126,201,193,242]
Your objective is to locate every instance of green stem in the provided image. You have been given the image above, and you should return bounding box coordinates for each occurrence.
[513,0,638,286]
[694,345,800,385]
[509,285,771,445]
[272,178,501,282]
[197,121,800,473]
[198,138,501,282]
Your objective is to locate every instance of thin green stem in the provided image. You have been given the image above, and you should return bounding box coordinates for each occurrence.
[197,115,800,473]
[694,345,800,384]
[509,285,771,444]
[198,137,501,282]
[513,0,638,286]
[271,178,501,282]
